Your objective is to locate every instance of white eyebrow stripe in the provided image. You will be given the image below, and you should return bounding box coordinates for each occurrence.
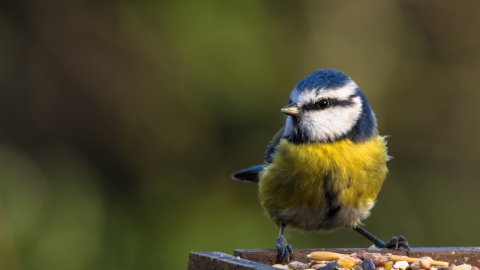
[317,81,358,100]
[291,81,358,104]
[292,89,316,103]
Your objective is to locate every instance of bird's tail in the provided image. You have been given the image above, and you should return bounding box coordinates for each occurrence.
[231,164,266,183]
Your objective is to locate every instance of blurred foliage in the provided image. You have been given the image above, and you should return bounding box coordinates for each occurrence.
[1,0,480,269]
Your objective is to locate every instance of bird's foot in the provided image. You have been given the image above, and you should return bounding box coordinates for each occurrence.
[377,235,410,256]
[275,234,293,263]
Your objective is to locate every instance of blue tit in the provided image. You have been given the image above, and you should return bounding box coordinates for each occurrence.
[232,69,410,263]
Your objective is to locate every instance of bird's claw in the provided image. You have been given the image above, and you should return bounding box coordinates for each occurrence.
[275,235,293,263]
[381,235,410,256]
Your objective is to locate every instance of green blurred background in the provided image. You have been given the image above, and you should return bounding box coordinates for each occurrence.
[1,0,480,269]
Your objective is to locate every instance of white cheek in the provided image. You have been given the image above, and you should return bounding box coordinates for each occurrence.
[300,96,362,141]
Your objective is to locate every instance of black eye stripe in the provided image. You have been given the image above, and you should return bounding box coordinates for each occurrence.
[303,99,329,110]
[330,98,355,107]
[303,97,356,111]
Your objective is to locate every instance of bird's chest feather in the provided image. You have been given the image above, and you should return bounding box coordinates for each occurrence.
[259,137,388,215]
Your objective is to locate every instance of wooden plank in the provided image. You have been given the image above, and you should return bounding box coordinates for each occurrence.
[235,247,480,266]
[188,251,277,270]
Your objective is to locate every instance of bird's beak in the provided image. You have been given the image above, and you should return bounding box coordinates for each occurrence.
[281,103,301,116]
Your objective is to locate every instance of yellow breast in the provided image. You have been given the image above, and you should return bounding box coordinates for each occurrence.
[258,136,388,229]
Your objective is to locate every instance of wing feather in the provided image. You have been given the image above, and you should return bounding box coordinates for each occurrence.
[263,126,285,164]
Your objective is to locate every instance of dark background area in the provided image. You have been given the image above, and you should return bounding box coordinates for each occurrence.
[1,1,480,269]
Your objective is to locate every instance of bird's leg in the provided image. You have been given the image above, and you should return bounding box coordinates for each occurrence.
[353,225,410,256]
[275,222,293,263]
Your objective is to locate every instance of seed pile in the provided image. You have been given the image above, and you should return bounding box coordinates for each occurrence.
[271,251,479,270]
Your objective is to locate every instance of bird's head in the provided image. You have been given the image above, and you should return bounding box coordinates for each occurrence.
[282,69,377,143]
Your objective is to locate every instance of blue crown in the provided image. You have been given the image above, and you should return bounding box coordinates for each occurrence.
[295,69,351,92]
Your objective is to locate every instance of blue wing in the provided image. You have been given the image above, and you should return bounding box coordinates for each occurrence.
[263,126,284,164]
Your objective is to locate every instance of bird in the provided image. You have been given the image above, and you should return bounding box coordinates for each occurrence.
[231,69,410,263]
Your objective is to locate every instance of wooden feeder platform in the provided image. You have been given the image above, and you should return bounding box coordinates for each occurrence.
[188,247,480,270]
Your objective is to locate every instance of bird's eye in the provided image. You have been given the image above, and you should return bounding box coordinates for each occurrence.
[314,99,330,110]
